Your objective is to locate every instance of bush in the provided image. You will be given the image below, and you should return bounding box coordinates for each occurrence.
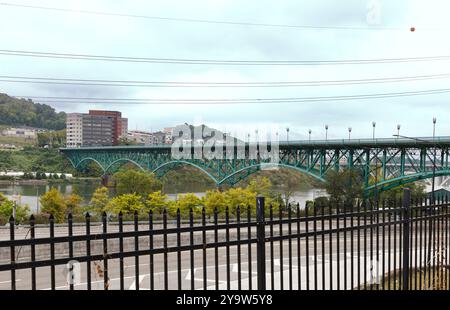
[39,188,67,223]
[112,170,162,196]
[0,193,30,225]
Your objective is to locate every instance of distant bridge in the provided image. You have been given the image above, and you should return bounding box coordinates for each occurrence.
[60,136,450,193]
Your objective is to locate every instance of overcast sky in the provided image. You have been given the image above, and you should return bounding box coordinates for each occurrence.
[1,0,450,140]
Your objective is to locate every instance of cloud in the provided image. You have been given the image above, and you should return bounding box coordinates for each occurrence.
[0,0,449,139]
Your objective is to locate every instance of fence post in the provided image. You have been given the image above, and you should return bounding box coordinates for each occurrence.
[256,196,266,290]
[402,188,411,290]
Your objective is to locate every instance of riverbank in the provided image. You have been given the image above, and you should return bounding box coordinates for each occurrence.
[0,177,101,186]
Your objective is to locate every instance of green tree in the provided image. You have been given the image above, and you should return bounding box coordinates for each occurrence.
[113,170,162,196]
[0,193,30,225]
[88,187,110,214]
[381,182,427,203]
[106,193,145,215]
[0,93,66,130]
[246,176,273,197]
[40,188,67,223]
[145,191,170,214]
[324,168,364,207]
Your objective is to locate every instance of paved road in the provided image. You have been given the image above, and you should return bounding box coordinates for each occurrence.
[0,234,427,290]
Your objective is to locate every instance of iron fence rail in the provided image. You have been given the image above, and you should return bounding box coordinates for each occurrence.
[0,190,449,290]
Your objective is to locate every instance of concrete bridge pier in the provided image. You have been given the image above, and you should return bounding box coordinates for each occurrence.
[101,174,109,187]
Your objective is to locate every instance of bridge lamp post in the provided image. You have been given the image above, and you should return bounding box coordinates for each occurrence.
[372,122,376,140]
[286,127,290,145]
[325,125,329,141]
[393,132,437,268]
[348,127,352,140]
[397,124,401,137]
[308,129,312,142]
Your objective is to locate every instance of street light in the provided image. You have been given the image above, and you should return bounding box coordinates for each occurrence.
[397,124,401,137]
[286,127,290,144]
[393,133,437,270]
[308,129,312,142]
[372,121,376,140]
[325,125,329,141]
[348,127,352,140]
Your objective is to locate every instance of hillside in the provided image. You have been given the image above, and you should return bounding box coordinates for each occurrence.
[0,93,66,130]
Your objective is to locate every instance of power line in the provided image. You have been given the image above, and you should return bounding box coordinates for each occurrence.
[1,73,450,87]
[0,2,405,31]
[1,49,450,66]
[14,87,450,105]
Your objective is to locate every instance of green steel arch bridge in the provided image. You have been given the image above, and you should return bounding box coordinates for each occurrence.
[60,136,450,193]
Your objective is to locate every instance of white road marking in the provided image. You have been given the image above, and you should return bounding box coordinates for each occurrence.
[0,279,21,284]
[128,275,146,290]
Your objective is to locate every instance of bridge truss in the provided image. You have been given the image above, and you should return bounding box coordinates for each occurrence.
[60,137,450,193]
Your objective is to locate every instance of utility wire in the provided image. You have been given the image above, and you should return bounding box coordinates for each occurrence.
[1,49,450,66]
[0,2,405,31]
[14,88,450,105]
[1,73,450,87]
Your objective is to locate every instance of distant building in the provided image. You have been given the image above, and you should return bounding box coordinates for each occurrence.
[163,127,174,144]
[66,110,128,148]
[152,131,166,145]
[82,114,115,147]
[88,110,128,145]
[128,130,156,145]
[1,126,47,139]
[66,113,83,148]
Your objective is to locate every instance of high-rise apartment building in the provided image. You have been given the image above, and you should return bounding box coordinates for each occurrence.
[66,110,128,148]
[66,113,83,148]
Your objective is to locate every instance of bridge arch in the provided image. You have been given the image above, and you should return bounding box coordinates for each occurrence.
[217,163,326,185]
[365,169,450,192]
[104,159,146,174]
[73,157,106,174]
[152,160,220,185]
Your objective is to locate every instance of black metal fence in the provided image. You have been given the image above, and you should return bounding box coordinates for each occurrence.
[0,189,449,290]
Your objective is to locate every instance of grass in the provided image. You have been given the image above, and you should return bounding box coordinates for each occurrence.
[359,267,450,290]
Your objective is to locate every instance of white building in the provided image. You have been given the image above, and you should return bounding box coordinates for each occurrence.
[1,127,45,139]
[128,130,156,145]
[66,113,83,148]
[120,118,128,139]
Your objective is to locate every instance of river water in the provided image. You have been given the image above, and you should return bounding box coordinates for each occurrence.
[0,182,328,213]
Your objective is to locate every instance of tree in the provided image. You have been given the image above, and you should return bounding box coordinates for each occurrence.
[118,137,138,146]
[169,193,203,218]
[381,182,426,203]
[145,191,170,215]
[324,168,364,208]
[106,194,145,215]
[65,194,83,215]
[204,190,228,216]
[246,176,273,197]
[37,130,66,148]
[0,93,66,130]
[0,193,30,225]
[223,188,257,215]
[40,188,67,223]
[112,170,162,196]
[88,187,110,214]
